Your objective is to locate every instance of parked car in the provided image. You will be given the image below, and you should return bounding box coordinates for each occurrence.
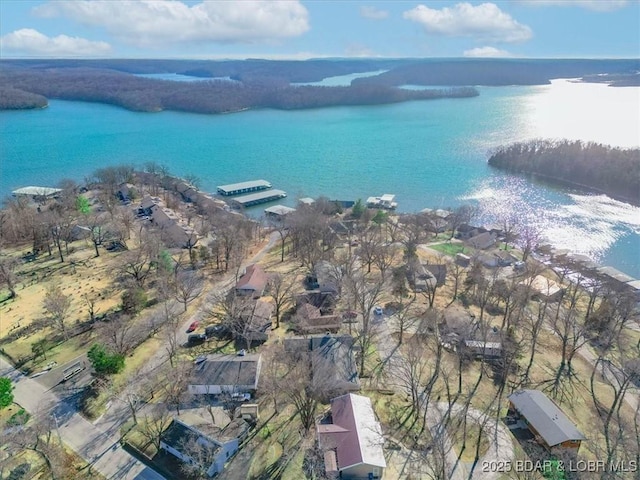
[186,321,199,333]
[373,306,384,315]
[231,392,251,402]
[205,324,231,339]
[187,334,206,345]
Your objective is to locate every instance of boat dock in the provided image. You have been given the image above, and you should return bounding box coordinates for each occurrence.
[366,194,397,210]
[232,189,287,207]
[217,179,272,196]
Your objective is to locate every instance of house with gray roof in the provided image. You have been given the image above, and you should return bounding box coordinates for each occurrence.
[160,416,245,477]
[284,335,359,396]
[508,389,586,451]
[317,393,386,479]
[188,354,262,395]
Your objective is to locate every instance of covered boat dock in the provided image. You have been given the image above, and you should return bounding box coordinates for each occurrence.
[232,190,287,207]
[217,180,272,196]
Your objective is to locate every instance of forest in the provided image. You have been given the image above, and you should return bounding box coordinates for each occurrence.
[488,140,640,204]
[0,66,477,113]
[0,57,638,113]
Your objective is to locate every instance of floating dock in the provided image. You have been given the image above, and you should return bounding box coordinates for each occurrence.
[232,189,287,207]
[217,180,272,196]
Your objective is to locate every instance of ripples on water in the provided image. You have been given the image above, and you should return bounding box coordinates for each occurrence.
[463,178,640,266]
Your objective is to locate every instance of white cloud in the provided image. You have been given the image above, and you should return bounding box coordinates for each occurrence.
[360,6,389,20]
[403,2,532,43]
[0,28,112,56]
[522,1,628,12]
[33,0,310,47]
[463,46,512,57]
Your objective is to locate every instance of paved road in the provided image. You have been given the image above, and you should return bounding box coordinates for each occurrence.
[0,356,165,480]
[89,230,283,461]
[1,230,281,480]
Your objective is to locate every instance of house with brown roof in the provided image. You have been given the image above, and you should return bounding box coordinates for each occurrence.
[317,393,386,479]
[235,264,268,298]
[294,303,341,334]
[508,389,586,451]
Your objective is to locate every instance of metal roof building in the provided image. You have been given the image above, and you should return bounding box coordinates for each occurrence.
[12,186,62,197]
[508,389,586,450]
[217,180,271,196]
[231,189,287,207]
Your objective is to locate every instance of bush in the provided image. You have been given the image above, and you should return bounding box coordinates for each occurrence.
[0,377,13,408]
[7,408,30,426]
[87,343,125,375]
[121,288,148,315]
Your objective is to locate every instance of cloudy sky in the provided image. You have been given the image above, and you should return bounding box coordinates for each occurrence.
[0,1,638,59]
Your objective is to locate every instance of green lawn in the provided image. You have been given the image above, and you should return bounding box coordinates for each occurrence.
[429,242,467,256]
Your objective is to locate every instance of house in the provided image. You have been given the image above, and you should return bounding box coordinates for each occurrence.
[366,194,397,210]
[421,208,452,233]
[455,253,471,267]
[474,252,500,268]
[235,264,268,297]
[284,335,359,395]
[508,389,586,451]
[234,299,273,348]
[520,275,564,302]
[293,303,341,334]
[188,354,262,395]
[466,231,497,250]
[438,305,477,348]
[455,223,486,240]
[160,416,247,477]
[317,393,386,479]
[463,340,503,360]
[407,259,437,293]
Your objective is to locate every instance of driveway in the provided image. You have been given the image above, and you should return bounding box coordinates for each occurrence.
[374,313,515,480]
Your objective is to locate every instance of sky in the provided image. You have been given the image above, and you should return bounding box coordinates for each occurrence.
[0,1,638,59]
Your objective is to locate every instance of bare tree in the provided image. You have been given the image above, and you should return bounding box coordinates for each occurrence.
[174,270,204,312]
[100,314,140,355]
[43,285,72,340]
[87,213,110,257]
[268,272,295,329]
[138,404,172,451]
[0,256,18,299]
[344,267,386,377]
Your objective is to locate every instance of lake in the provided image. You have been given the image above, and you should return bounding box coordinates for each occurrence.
[1,79,638,276]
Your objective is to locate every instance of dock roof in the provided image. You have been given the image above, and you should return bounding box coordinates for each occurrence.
[265,205,296,216]
[12,186,62,197]
[217,180,271,194]
[232,190,287,206]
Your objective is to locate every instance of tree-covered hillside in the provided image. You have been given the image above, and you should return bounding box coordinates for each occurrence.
[488,140,640,204]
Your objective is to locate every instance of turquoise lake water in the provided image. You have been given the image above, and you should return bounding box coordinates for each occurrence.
[1,81,638,276]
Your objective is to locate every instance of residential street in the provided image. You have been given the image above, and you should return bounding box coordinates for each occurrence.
[0,356,165,480]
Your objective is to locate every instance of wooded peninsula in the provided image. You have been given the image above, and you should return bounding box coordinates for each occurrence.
[488,140,640,204]
[0,57,638,113]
